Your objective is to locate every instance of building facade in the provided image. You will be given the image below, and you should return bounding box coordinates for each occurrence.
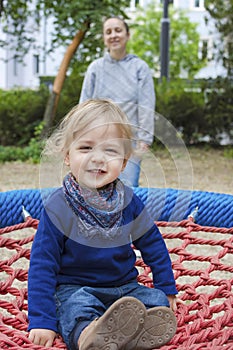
[0,1,226,89]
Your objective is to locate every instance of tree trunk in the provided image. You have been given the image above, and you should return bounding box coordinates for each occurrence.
[42,22,90,136]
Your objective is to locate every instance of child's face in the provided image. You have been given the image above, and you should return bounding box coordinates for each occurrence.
[65,121,127,189]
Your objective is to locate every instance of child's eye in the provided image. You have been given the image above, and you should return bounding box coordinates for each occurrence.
[105,148,118,155]
[78,146,92,152]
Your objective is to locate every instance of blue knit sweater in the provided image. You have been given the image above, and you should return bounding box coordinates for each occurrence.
[28,186,177,333]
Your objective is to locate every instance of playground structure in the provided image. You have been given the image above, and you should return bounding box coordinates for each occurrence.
[0,187,232,349]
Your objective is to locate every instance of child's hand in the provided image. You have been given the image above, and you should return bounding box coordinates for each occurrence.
[167,294,184,312]
[29,328,57,347]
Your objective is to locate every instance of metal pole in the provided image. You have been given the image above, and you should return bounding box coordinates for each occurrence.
[160,0,170,80]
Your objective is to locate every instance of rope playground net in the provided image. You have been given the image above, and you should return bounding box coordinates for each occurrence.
[0,188,232,349]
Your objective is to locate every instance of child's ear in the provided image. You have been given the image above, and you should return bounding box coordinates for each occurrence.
[121,159,128,171]
[64,154,70,166]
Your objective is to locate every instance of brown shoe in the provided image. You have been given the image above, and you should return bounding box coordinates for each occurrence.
[79,296,147,350]
[124,306,177,350]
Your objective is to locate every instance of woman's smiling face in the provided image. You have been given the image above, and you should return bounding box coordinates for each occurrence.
[103,18,130,56]
[65,120,127,189]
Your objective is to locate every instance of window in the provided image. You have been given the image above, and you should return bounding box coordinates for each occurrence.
[33,54,39,74]
[130,0,141,9]
[201,40,208,60]
[159,0,173,4]
[191,0,205,9]
[199,39,212,61]
[13,56,18,76]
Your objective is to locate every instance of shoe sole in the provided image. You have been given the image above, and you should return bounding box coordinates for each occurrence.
[80,296,147,350]
[124,306,177,350]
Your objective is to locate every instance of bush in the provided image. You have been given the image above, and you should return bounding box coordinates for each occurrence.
[155,78,233,145]
[1,75,232,152]
[202,77,233,144]
[0,145,41,163]
[0,123,45,163]
[0,85,49,146]
[0,145,26,162]
[156,79,206,144]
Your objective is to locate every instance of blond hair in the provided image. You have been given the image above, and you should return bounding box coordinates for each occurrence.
[43,99,133,160]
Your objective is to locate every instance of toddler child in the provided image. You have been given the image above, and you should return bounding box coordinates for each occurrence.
[28,99,178,350]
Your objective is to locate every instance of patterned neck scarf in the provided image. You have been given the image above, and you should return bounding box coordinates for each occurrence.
[63,172,124,230]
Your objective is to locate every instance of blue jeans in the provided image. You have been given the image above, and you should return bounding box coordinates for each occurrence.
[55,280,169,350]
[119,155,141,187]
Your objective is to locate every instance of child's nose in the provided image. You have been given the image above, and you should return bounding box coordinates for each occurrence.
[90,149,104,163]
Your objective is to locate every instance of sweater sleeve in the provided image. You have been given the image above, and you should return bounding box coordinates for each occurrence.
[131,195,177,295]
[137,61,155,145]
[28,209,65,332]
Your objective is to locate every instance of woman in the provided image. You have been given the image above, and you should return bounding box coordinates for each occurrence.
[79,17,155,187]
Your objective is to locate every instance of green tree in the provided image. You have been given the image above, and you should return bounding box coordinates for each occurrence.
[0,0,130,133]
[0,1,41,63]
[205,0,233,77]
[127,3,206,79]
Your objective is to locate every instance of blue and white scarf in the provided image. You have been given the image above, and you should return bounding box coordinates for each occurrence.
[63,173,125,240]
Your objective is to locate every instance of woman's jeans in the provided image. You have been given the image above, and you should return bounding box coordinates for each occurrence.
[55,280,169,350]
[119,155,141,187]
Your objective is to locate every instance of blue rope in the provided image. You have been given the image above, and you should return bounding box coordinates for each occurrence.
[0,187,233,228]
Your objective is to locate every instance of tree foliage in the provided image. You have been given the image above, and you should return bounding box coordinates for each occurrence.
[0,0,131,132]
[0,0,130,61]
[127,3,206,79]
[205,0,233,77]
[0,0,37,57]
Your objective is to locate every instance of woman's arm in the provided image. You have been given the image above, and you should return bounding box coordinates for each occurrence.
[137,61,155,145]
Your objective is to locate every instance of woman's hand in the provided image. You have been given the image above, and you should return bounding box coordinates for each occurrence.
[137,141,149,153]
[29,328,57,347]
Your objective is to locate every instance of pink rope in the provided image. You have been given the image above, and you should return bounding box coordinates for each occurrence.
[0,218,232,349]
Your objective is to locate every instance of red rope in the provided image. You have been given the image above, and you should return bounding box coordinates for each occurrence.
[0,218,232,349]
